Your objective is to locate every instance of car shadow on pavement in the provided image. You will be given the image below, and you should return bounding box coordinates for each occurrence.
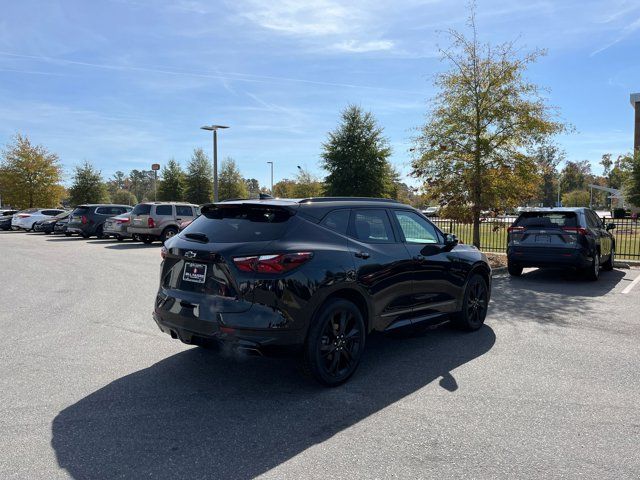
[51,324,495,480]
[490,268,627,327]
[103,242,159,250]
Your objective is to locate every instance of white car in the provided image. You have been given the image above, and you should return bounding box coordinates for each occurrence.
[423,206,440,217]
[11,208,66,231]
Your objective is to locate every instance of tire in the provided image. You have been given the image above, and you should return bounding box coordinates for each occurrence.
[95,225,105,239]
[116,236,124,242]
[602,247,614,271]
[161,226,178,244]
[81,232,91,239]
[583,252,600,281]
[302,298,366,387]
[141,236,153,244]
[451,274,489,331]
[65,232,72,237]
[507,261,523,277]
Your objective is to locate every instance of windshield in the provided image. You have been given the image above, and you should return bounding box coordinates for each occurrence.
[515,212,577,228]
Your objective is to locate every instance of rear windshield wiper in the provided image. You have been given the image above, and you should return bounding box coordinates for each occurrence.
[184,232,209,243]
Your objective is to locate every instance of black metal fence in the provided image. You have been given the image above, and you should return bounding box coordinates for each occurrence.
[430,216,640,260]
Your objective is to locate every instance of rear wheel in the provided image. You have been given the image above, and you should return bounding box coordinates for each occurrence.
[161,226,178,244]
[583,252,600,281]
[602,247,614,271]
[451,274,489,331]
[95,225,104,239]
[81,232,90,239]
[141,236,153,244]
[302,299,366,387]
[116,235,124,242]
[64,232,72,237]
[507,261,523,277]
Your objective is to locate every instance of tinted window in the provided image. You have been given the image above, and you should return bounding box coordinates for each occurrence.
[132,204,152,215]
[194,205,293,243]
[515,212,577,228]
[72,206,91,215]
[586,210,602,228]
[155,205,173,216]
[394,210,440,244]
[41,210,63,216]
[321,209,350,235]
[95,207,109,215]
[351,209,395,243]
[176,205,194,217]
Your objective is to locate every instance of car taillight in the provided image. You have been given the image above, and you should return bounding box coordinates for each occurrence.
[160,246,168,259]
[116,218,130,224]
[233,252,313,273]
[18,213,31,218]
[148,218,155,228]
[81,215,88,224]
[562,227,588,235]
[507,226,524,233]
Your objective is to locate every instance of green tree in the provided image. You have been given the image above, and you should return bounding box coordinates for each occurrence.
[625,151,640,207]
[129,169,156,202]
[106,170,128,198]
[560,160,591,192]
[218,158,248,200]
[533,145,564,207]
[185,148,213,204]
[0,134,64,208]
[158,159,185,201]
[292,167,324,198]
[411,10,566,247]
[562,189,590,207]
[244,178,261,198]
[68,161,110,205]
[273,178,297,198]
[111,189,138,206]
[322,105,394,198]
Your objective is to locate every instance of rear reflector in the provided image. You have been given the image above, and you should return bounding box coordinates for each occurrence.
[507,226,524,233]
[233,252,313,273]
[116,218,130,224]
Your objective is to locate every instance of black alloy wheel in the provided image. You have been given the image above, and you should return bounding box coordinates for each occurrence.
[602,247,614,271]
[452,274,488,331]
[584,252,600,281]
[304,299,365,387]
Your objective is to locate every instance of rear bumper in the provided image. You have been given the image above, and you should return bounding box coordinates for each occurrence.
[128,226,161,237]
[153,292,306,355]
[66,222,94,235]
[103,226,130,237]
[507,246,592,268]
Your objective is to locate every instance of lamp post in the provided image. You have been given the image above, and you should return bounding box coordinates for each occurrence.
[200,125,229,202]
[267,161,274,194]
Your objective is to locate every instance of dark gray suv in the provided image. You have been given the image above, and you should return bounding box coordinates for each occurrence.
[66,204,133,238]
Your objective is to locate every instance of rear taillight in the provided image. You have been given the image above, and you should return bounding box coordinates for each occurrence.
[81,215,88,224]
[562,227,588,235]
[116,218,130,224]
[233,252,313,273]
[160,246,168,259]
[507,226,524,233]
[17,213,31,218]
[148,217,155,228]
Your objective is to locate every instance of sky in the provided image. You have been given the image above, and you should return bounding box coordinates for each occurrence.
[0,0,639,189]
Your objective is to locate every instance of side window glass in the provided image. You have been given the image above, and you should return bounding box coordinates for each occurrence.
[155,205,173,216]
[321,209,350,235]
[176,206,194,217]
[351,209,395,243]
[393,210,440,244]
[95,207,106,215]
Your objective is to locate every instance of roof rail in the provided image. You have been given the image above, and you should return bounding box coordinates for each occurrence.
[297,197,402,204]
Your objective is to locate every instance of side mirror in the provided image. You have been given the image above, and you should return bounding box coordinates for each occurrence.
[443,233,459,250]
[606,223,616,231]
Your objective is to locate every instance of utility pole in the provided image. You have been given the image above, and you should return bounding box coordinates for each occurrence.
[267,161,274,194]
[151,163,160,201]
[200,125,229,202]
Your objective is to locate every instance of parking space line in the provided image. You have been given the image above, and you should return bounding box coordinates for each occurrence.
[622,272,640,294]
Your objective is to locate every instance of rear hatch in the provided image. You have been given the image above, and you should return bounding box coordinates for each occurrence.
[160,203,297,314]
[508,211,581,250]
[69,206,91,227]
[130,204,152,230]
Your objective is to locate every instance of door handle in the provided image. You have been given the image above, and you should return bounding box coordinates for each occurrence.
[354,251,370,259]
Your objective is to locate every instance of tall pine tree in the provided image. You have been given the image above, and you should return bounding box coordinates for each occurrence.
[158,159,185,201]
[185,148,213,204]
[218,158,248,200]
[322,105,394,198]
[68,161,109,205]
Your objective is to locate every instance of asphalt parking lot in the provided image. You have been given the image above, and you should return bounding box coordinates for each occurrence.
[1,231,639,479]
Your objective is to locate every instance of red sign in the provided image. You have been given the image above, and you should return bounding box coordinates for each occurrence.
[151,163,160,171]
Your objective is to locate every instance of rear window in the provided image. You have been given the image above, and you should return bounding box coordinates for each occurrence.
[515,212,577,228]
[72,206,91,215]
[132,204,151,215]
[192,205,293,243]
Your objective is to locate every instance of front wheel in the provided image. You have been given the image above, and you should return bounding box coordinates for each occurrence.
[302,299,366,387]
[602,248,614,271]
[161,227,178,244]
[141,236,153,244]
[451,274,489,331]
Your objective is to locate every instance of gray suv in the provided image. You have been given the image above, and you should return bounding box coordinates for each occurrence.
[67,204,133,238]
[127,202,199,244]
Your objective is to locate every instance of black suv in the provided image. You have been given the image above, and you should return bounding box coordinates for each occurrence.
[67,204,132,238]
[507,207,615,280]
[154,198,492,386]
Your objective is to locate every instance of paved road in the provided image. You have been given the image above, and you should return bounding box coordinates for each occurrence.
[1,231,639,479]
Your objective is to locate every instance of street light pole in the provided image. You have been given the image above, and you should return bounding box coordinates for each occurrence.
[267,161,273,194]
[200,124,229,202]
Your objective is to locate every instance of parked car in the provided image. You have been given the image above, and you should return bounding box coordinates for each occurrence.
[55,215,71,235]
[39,211,71,234]
[11,208,65,231]
[66,204,132,238]
[128,202,199,244]
[103,212,138,241]
[422,206,440,217]
[154,197,492,386]
[0,210,19,230]
[507,207,615,280]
